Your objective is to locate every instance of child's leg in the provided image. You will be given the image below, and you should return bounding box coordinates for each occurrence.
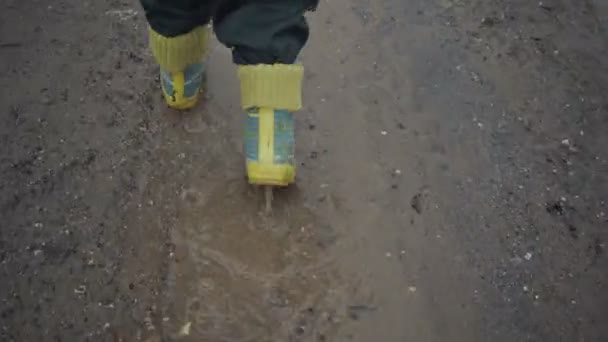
[141,0,212,37]
[213,0,319,186]
[140,0,214,109]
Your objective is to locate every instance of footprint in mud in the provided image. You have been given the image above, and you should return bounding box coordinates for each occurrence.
[164,180,343,341]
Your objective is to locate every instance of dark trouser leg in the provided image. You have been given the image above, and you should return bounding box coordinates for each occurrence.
[140,0,213,37]
[214,0,318,65]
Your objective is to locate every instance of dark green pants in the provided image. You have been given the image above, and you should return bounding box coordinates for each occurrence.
[140,0,318,65]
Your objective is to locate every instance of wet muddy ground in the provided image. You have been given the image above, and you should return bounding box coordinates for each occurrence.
[1,0,607,341]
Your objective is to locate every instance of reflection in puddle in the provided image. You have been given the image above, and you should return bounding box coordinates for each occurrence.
[164,180,341,341]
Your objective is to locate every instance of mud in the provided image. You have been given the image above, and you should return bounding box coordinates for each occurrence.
[1,0,607,341]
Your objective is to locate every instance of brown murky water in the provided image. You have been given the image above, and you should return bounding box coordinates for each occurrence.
[166,182,340,340]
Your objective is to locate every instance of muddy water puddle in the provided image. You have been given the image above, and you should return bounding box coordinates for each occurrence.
[163,180,343,341]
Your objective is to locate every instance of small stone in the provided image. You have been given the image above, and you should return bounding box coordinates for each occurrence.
[74,285,87,295]
[385,252,392,258]
[524,252,533,261]
[408,286,417,293]
[178,322,192,336]
[481,17,497,26]
[561,139,570,147]
[411,193,424,214]
[511,256,523,264]
[523,285,529,292]
[381,130,388,136]
[470,72,480,83]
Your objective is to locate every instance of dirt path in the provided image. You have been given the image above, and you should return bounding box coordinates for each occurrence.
[1,0,607,341]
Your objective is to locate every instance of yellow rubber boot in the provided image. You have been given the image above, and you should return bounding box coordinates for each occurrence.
[149,26,210,109]
[239,64,304,186]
